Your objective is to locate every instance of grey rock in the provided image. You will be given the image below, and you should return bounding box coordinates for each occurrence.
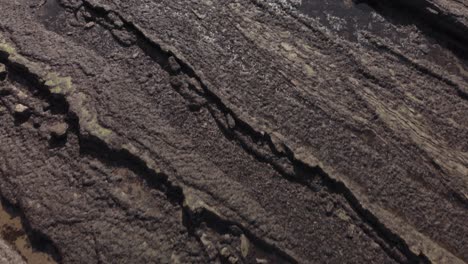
[168,56,181,73]
[84,21,95,29]
[49,122,69,138]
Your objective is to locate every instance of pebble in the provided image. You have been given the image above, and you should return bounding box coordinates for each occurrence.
[228,256,238,264]
[240,234,250,258]
[226,114,236,129]
[222,234,232,243]
[108,12,124,28]
[14,104,29,114]
[84,21,95,29]
[220,247,230,258]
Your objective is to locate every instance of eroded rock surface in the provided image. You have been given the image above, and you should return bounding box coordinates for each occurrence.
[0,0,467,263]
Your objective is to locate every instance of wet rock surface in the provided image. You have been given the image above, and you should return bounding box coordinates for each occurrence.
[0,0,467,263]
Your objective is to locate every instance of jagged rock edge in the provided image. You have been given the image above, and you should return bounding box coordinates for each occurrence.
[0,33,300,263]
[71,1,468,263]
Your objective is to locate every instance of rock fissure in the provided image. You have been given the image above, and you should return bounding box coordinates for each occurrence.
[63,1,433,263]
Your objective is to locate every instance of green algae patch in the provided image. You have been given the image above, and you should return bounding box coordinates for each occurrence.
[45,73,73,95]
[88,117,113,137]
[122,143,162,175]
[1,35,113,141]
[0,42,16,56]
[0,37,48,80]
[71,92,114,140]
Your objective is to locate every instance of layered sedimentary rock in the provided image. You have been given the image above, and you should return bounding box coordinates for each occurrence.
[0,0,467,263]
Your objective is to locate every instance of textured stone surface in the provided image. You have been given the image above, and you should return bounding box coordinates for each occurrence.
[0,0,467,263]
[0,239,26,264]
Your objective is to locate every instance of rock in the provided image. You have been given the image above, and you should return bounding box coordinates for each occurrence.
[49,122,69,138]
[14,104,29,114]
[200,234,218,260]
[0,63,6,80]
[220,247,230,258]
[221,234,232,243]
[108,12,124,28]
[0,238,26,264]
[256,258,268,264]
[84,21,95,29]
[168,56,181,73]
[226,114,236,129]
[228,256,238,264]
[270,132,287,154]
[240,234,250,258]
[14,104,31,121]
[419,44,430,54]
[187,77,204,93]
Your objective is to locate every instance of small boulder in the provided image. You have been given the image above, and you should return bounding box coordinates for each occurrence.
[108,12,124,28]
[49,122,69,138]
[226,114,236,129]
[14,104,31,121]
[168,56,181,73]
[222,234,232,243]
[187,77,204,93]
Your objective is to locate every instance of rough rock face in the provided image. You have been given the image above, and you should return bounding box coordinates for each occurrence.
[0,239,26,264]
[0,0,467,263]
